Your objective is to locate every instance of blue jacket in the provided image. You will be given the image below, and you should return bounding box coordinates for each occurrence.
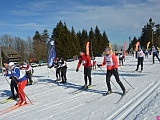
[6,66,27,82]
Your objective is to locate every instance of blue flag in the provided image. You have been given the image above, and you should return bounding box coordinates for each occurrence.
[47,40,56,68]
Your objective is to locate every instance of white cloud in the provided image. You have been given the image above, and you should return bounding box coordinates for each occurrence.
[3,0,160,44]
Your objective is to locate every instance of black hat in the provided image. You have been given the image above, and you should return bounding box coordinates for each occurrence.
[4,60,9,64]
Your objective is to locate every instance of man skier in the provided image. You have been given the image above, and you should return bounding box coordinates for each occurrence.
[76,51,92,88]
[97,47,126,94]
[3,60,18,100]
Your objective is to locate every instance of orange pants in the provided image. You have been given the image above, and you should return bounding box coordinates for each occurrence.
[18,80,27,102]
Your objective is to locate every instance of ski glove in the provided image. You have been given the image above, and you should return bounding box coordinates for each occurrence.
[114,68,118,71]
[76,68,78,72]
[97,64,102,67]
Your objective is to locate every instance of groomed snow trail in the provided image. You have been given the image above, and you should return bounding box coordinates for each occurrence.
[0,55,160,120]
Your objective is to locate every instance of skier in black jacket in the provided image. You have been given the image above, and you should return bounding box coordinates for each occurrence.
[59,58,67,83]
[3,60,18,100]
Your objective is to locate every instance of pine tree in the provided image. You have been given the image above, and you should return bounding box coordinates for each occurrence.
[33,31,41,61]
[70,27,81,57]
[140,18,155,48]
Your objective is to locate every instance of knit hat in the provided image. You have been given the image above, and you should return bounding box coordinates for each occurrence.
[8,62,15,67]
[4,60,9,64]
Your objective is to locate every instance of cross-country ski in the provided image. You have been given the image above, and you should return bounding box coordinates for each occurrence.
[116,89,130,103]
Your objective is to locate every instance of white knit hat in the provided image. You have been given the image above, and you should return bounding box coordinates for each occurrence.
[9,62,14,67]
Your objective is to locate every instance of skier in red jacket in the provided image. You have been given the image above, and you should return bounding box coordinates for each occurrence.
[97,47,126,94]
[76,51,92,88]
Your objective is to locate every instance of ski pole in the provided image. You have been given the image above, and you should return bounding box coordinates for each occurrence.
[120,75,134,89]
[50,68,55,74]
[4,75,33,105]
[3,74,10,85]
[98,67,117,89]
[147,57,152,62]
[13,76,33,105]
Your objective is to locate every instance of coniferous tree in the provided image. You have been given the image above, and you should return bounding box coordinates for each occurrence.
[154,24,160,47]
[101,31,109,51]
[33,31,41,61]
[89,27,94,57]
[40,29,49,61]
[52,21,64,58]
[94,26,102,56]
[80,29,88,51]
[70,27,81,56]
[140,18,155,48]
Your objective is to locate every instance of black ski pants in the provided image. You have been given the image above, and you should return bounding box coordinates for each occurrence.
[84,67,92,85]
[106,69,125,91]
[26,71,33,84]
[61,67,67,82]
[136,57,144,70]
[153,53,160,64]
[10,78,18,98]
[56,68,61,79]
[119,58,123,65]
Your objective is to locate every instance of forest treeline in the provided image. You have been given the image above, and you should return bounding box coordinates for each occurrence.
[1,18,160,62]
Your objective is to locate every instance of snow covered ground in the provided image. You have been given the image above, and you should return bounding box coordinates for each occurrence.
[0,55,160,120]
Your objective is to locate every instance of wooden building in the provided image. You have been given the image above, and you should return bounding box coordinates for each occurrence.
[1,46,21,63]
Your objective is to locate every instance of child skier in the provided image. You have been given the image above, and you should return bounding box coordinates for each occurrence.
[97,47,126,94]
[135,46,144,71]
[76,51,92,88]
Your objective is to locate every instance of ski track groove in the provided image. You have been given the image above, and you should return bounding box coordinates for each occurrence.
[5,93,93,119]
[106,80,160,120]
[0,83,102,119]
[1,56,159,120]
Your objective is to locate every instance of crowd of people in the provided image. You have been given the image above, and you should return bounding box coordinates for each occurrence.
[2,44,160,106]
[3,60,33,105]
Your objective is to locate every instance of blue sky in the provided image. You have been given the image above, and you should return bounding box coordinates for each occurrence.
[0,0,160,46]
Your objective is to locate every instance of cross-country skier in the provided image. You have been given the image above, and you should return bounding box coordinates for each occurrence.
[54,57,61,81]
[76,51,92,88]
[119,53,124,66]
[21,61,33,85]
[97,47,126,94]
[135,46,144,71]
[152,45,160,64]
[59,58,67,83]
[6,62,28,106]
[3,60,18,100]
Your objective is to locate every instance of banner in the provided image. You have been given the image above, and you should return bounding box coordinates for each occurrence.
[47,40,56,68]
[135,41,140,51]
[108,43,112,52]
[86,42,90,55]
[147,42,150,50]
